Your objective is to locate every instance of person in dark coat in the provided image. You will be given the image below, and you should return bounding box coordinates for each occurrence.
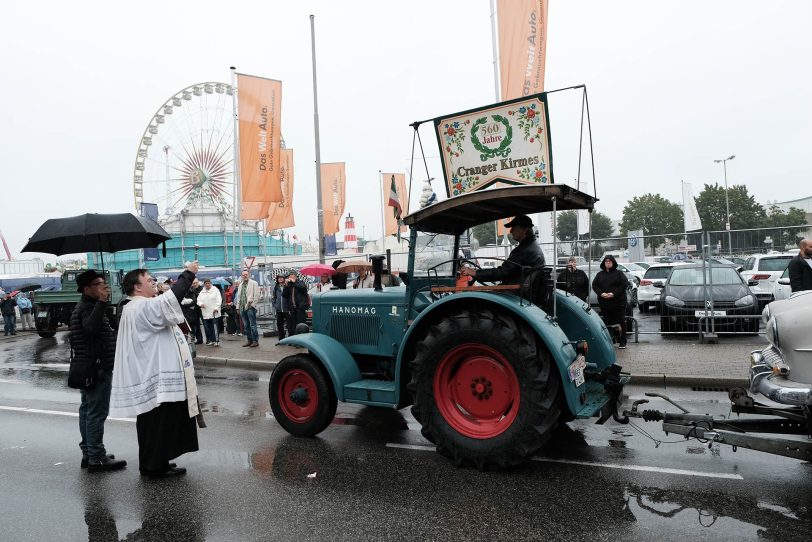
[592,255,629,348]
[461,215,544,284]
[271,275,288,340]
[558,256,589,302]
[787,238,812,293]
[181,279,203,344]
[69,269,126,472]
[331,259,348,289]
[282,272,309,335]
[1,292,17,336]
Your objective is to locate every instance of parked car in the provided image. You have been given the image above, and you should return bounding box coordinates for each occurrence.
[637,263,687,312]
[728,256,747,266]
[740,253,794,296]
[773,267,791,302]
[659,265,760,333]
[618,262,646,285]
[632,261,651,270]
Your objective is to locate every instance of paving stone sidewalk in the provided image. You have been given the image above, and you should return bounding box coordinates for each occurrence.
[197,331,765,388]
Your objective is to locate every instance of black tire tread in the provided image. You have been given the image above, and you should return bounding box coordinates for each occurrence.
[269,354,337,438]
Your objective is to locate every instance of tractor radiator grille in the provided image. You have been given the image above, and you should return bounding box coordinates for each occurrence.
[330,315,380,345]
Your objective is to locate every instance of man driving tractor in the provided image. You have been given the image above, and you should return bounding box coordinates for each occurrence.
[460,215,545,284]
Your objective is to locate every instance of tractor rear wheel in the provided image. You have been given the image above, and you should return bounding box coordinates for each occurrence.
[408,308,562,470]
[269,354,337,437]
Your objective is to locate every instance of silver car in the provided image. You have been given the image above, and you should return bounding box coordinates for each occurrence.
[751,292,812,406]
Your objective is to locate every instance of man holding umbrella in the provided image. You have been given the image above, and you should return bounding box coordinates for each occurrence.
[70,270,127,472]
[110,261,202,478]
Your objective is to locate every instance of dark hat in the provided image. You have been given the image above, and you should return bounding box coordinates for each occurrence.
[76,269,104,292]
[504,215,533,229]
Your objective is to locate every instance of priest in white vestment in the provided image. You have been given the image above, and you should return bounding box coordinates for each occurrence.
[111,261,201,478]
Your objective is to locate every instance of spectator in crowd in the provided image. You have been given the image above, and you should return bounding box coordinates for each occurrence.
[592,255,629,349]
[271,275,287,341]
[331,259,348,289]
[283,272,309,335]
[234,269,261,347]
[309,273,332,295]
[70,269,126,472]
[197,279,222,347]
[1,292,17,336]
[557,256,590,302]
[353,271,374,289]
[16,293,34,331]
[111,262,201,478]
[787,238,812,293]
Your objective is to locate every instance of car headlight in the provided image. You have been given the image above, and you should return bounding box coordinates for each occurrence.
[765,316,779,347]
[664,295,684,307]
[761,304,771,324]
[735,294,754,307]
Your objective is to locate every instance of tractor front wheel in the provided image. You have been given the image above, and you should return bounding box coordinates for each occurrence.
[269,354,337,437]
[408,309,562,470]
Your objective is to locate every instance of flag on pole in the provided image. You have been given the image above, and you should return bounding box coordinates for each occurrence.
[320,162,346,235]
[497,0,549,100]
[237,73,283,218]
[382,173,408,236]
[266,148,295,230]
[682,181,703,232]
[0,230,12,260]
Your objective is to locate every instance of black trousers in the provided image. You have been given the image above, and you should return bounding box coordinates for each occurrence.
[599,304,627,344]
[286,306,307,335]
[276,311,287,339]
[136,400,198,474]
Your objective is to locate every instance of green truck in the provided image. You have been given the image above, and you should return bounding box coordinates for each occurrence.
[33,269,125,338]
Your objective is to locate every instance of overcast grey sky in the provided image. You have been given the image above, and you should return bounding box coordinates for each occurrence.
[1,0,810,261]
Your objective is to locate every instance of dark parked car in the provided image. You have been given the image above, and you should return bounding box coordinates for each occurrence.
[658,265,760,333]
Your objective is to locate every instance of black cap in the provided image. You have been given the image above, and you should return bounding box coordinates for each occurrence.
[504,215,533,229]
[76,269,104,292]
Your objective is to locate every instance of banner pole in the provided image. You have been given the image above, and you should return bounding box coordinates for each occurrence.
[310,14,326,264]
[490,0,500,102]
[379,170,386,247]
[230,67,244,272]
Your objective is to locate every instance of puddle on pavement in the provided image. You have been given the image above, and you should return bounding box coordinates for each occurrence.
[623,484,807,539]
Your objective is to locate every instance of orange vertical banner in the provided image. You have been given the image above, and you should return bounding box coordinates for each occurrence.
[320,162,345,235]
[381,173,408,236]
[237,74,282,216]
[266,149,295,230]
[497,0,548,100]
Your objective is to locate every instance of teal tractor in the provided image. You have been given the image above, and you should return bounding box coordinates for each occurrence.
[270,184,629,469]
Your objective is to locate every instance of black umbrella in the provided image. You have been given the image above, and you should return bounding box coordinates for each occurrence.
[22,213,172,271]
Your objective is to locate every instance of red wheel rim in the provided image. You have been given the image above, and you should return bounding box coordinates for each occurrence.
[433,343,520,439]
[277,369,319,423]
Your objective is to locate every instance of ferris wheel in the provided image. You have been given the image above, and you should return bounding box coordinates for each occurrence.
[132,82,236,220]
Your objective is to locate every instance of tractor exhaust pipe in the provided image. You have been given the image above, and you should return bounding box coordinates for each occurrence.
[371,255,385,291]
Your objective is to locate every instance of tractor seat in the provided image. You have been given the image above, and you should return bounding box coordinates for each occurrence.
[520,267,555,312]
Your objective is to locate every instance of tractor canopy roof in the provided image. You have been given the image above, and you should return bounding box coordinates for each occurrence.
[402,184,596,235]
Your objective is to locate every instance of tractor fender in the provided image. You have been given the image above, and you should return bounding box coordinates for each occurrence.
[395,293,579,413]
[279,334,362,401]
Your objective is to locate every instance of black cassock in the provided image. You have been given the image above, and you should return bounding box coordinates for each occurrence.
[136,400,198,474]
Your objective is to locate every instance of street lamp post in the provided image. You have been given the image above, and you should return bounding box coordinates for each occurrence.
[713,155,735,254]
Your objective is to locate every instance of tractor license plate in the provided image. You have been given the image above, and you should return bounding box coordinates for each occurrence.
[37,311,48,319]
[568,355,586,387]
[694,310,726,317]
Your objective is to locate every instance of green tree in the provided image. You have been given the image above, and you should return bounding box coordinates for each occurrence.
[556,210,614,241]
[471,222,498,246]
[695,183,766,232]
[762,205,808,251]
[620,194,683,254]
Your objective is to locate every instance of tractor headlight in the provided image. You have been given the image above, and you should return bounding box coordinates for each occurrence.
[735,294,754,307]
[765,316,779,348]
[665,295,684,307]
[761,304,771,325]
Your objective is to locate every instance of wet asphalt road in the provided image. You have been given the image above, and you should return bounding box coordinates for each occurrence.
[1,332,810,541]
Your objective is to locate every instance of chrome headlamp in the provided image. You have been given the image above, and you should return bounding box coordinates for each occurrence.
[761,304,771,325]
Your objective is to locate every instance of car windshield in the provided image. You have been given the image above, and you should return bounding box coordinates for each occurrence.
[758,257,792,271]
[643,267,673,280]
[669,267,742,286]
[634,262,651,269]
[624,263,644,272]
[413,234,456,276]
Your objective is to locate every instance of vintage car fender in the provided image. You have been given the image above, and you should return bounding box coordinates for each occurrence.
[395,291,613,415]
[279,334,362,401]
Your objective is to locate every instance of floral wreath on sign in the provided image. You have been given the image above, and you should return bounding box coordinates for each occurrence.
[470,115,512,161]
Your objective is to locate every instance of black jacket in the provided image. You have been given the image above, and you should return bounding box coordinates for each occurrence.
[787,254,812,293]
[0,297,16,316]
[69,295,116,372]
[476,235,545,284]
[558,268,589,302]
[181,286,201,324]
[282,279,309,311]
[592,256,629,308]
